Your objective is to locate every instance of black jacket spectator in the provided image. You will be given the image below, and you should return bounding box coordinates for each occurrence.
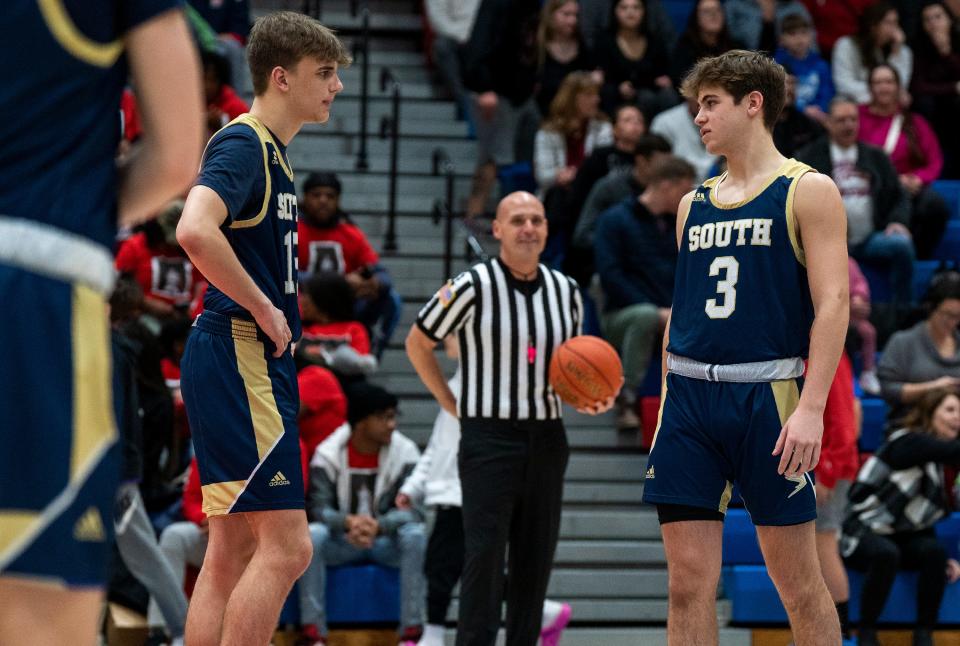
[463,0,540,106]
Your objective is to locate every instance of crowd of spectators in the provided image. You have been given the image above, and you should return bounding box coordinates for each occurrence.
[105,0,960,643]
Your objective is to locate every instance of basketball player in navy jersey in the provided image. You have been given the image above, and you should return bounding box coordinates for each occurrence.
[0,3,202,645]
[641,51,848,645]
[175,12,350,646]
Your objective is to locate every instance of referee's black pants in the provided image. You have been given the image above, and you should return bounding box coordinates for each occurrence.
[455,418,569,646]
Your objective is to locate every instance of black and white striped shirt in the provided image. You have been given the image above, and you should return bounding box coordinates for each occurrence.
[416,257,583,421]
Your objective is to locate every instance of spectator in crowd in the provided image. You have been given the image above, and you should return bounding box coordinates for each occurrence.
[650,95,718,181]
[301,384,426,646]
[424,0,482,125]
[395,336,573,646]
[573,133,672,251]
[202,49,249,135]
[912,1,960,179]
[815,351,861,641]
[145,459,206,646]
[725,0,812,52]
[595,0,676,120]
[535,0,598,117]
[462,0,541,218]
[116,200,201,323]
[298,364,348,459]
[849,257,881,395]
[832,2,913,105]
[796,96,915,305]
[534,71,613,264]
[774,13,834,126]
[564,103,647,235]
[859,63,949,260]
[670,0,744,88]
[878,270,960,427]
[841,388,960,646]
[801,0,875,57]
[579,0,675,51]
[595,156,695,431]
[297,172,402,358]
[773,70,825,157]
[297,271,378,385]
[187,0,251,92]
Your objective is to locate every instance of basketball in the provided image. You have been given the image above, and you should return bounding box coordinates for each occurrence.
[549,335,623,408]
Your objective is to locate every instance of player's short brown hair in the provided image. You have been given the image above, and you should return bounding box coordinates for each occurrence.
[247,11,352,96]
[680,50,786,133]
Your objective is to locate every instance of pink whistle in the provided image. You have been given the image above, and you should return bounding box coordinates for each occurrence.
[528,345,536,364]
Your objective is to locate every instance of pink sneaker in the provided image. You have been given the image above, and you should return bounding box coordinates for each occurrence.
[539,602,572,646]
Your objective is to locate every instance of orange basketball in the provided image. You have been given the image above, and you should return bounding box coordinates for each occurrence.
[549,335,623,409]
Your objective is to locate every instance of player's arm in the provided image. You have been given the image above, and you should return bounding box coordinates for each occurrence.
[405,326,457,416]
[119,8,204,227]
[660,191,695,382]
[774,173,849,476]
[177,186,291,357]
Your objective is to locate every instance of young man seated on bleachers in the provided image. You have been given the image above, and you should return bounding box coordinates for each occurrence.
[796,96,915,306]
[297,172,402,359]
[299,383,426,646]
[594,156,696,432]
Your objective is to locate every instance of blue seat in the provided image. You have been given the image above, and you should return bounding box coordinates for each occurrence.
[497,162,537,197]
[858,262,892,304]
[914,260,941,301]
[859,399,887,452]
[662,0,695,32]
[277,564,401,626]
[722,509,762,564]
[932,179,960,221]
[932,221,960,263]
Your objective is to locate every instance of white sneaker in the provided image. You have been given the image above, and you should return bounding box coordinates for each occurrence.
[859,370,881,395]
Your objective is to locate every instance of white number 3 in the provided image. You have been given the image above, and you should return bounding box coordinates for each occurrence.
[705,256,739,319]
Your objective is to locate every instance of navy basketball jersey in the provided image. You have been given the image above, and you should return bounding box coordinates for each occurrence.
[668,159,815,365]
[0,0,178,250]
[197,114,302,341]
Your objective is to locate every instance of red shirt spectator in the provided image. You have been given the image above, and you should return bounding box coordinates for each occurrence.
[816,352,861,489]
[182,458,206,526]
[116,230,201,311]
[302,320,371,356]
[210,84,249,123]
[298,217,379,276]
[802,0,876,55]
[298,365,348,457]
[120,88,142,142]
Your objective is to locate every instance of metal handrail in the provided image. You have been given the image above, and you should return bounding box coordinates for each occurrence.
[379,67,401,253]
[431,148,456,280]
[352,7,371,171]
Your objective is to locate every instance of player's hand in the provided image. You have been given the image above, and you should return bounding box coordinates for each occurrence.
[253,302,291,358]
[395,493,412,510]
[947,559,960,584]
[773,405,823,476]
[577,379,621,415]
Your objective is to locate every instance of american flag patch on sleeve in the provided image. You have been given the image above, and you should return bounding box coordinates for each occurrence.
[437,281,456,307]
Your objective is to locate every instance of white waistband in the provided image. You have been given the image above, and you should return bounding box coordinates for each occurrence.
[0,217,116,296]
[667,353,804,383]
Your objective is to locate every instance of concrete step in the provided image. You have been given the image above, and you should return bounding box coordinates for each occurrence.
[337,63,432,86]
[338,80,439,100]
[305,0,425,17]
[288,151,477,176]
[328,174,473,200]
[555,539,664,565]
[560,509,659,540]
[320,96,458,121]
[551,568,667,597]
[317,10,423,34]
[377,255,476,280]
[322,114,469,138]
[289,134,477,166]
[394,398,619,429]
[394,421,646,453]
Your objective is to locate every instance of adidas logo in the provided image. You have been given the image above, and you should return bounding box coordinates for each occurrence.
[645,466,655,479]
[269,471,290,487]
[73,507,105,542]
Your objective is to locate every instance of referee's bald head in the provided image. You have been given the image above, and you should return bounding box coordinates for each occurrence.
[495,191,542,220]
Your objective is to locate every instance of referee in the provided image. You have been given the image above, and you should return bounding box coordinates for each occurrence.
[406,191,616,646]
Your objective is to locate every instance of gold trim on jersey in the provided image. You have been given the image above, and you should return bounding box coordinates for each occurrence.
[37,0,123,68]
[234,337,285,461]
[718,480,734,513]
[201,480,247,516]
[771,378,801,427]
[650,379,669,450]
[783,163,814,266]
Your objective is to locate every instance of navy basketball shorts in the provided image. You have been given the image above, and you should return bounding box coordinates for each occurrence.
[0,264,119,587]
[642,372,816,526]
[182,311,304,517]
